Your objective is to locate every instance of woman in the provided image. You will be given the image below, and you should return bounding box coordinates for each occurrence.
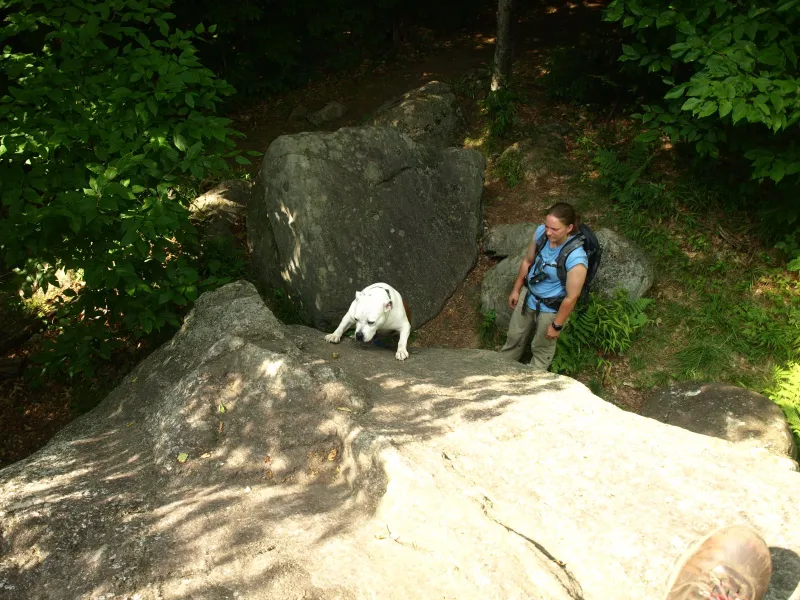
[500,202,588,370]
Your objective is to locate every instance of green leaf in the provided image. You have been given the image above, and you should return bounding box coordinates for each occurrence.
[770,92,785,112]
[681,98,702,111]
[732,100,749,123]
[177,452,189,463]
[185,93,195,108]
[636,130,660,143]
[656,11,675,28]
[718,99,733,117]
[622,44,640,60]
[234,156,251,165]
[770,162,786,183]
[174,133,188,151]
[777,0,799,11]
[155,17,169,37]
[664,86,686,99]
[186,141,203,160]
[699,102,718,118]
[195,23,205,34]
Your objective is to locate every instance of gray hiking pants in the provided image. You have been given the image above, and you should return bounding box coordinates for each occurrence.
[499,289,559,371]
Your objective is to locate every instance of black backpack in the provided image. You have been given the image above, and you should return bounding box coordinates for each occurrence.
[530,223,602,308]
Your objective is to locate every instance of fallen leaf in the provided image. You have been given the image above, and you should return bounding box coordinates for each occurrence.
[264,455,271,463]
[126,421,135,427]
[332,352,340,359]
[177,452,188,463]
[218,402,226,414]
[336,406,352,412]
[218,421,224,433]
[327,448,338,461]
[266,469,273,479]
[200,452,211,458]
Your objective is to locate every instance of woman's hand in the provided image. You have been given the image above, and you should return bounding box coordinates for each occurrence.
[545,323,561,340]
[508,289,520,310]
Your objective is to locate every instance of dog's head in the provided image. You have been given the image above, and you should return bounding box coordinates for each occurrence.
[353,288,392,342]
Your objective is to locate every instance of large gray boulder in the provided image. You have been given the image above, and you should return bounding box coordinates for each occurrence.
[247,126,486,329]
[642,382,797,464]
[307,101,347,126]
[480,249,528,330]
[1,282,799,600]
[484,222,537,257]
[190,179,251,243]
[370,81,464,149]
[480,224,654,329]
[594,228,654,300]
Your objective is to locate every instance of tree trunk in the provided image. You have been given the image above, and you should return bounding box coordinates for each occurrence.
[491,0,515,91]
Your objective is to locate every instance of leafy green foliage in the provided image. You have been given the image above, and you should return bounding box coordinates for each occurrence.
[494,149,524,188]
[0,0,242,378]
[478,309,499,349]
[552,291,651,375]
[605,0,800,187]
[767,361,800,439]
[480,88,521,138]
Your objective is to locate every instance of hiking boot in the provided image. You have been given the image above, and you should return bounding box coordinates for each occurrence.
[663,524,772,600]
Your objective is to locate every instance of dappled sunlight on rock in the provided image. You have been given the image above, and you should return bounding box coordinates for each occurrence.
[1,282,799,600]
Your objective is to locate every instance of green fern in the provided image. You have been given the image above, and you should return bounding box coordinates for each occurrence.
[551,291,651,375]
[480,88,521,138]
[478,309,499,349]
[766,361,800,441]
[495,150,524,187]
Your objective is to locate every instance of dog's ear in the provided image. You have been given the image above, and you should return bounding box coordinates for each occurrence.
[384,301,393,312]
[355,291,363,300]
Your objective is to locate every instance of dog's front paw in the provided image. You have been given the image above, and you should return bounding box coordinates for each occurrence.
[395,347,409,361]
[324,333,341,344]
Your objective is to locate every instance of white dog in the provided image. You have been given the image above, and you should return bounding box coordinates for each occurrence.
[324,283,412,360]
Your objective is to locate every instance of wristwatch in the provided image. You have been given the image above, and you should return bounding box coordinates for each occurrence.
[551,322,564,331]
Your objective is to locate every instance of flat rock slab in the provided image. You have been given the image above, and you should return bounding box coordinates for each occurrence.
[1,282,798,600]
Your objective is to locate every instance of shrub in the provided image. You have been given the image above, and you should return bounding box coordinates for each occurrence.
[0,0,244,378]
[480,88,520,138]
[552,291,651,375]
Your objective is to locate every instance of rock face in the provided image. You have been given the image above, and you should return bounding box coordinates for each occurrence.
[641,382,797,464]
[480,247,528,330]
[190,179,251,243]
[370,81,464,149]
[480,224,654,329]
[483,222,537,257]
[307,101,347,126]
[247,126,486,329]
[594,228,654,301]
[1,282,799,600]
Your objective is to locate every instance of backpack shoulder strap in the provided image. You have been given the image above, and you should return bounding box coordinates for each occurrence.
[534,228,547,254]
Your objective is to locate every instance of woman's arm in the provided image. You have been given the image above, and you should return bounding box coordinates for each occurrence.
[545,264,588,339]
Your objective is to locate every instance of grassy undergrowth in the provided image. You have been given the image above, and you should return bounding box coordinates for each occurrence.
[572,125,800,441]
[462,65,800,446]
